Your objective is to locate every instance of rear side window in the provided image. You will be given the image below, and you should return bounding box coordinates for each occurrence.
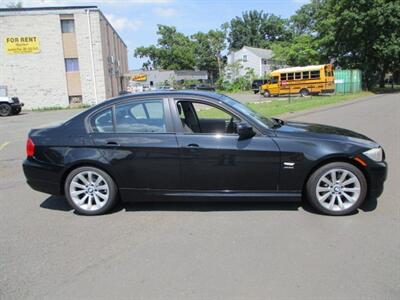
[115,100,166,133]
[91,108,114,133]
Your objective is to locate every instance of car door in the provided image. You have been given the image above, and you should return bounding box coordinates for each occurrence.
[170,97,280,191]
[89,97,180,192]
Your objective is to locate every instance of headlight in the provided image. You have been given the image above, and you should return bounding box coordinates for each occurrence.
[363,147,383,162]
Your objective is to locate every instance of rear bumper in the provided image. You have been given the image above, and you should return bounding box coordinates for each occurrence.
[23,158,63,195]
[366,161,388,198]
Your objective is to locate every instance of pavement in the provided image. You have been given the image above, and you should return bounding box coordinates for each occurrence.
[0,93,399,299]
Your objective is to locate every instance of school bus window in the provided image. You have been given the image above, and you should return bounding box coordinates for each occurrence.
[302,71,310,79]
[295,72,301,79]
[310,70,320,79]
[281,73,287,80]
[288,73,294,80]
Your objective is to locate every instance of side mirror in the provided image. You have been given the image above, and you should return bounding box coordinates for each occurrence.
[237,122,255,140]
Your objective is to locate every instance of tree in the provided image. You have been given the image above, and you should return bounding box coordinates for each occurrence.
[314,0,400,88]
[135,25,195,70]
[192,29,226,81]
[271,34,321,66]
[227,10,290,50]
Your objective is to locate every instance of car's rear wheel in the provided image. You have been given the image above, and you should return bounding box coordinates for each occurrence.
[0,104,12,117]
[306,162,367,215]
[65,166,118,215]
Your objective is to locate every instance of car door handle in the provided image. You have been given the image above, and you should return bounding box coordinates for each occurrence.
[105,141,120,146]
[183,143,200,149]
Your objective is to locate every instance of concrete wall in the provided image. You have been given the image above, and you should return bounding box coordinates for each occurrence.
[0,8,128,108]
[0,13,69,108]
[74,10,107,105]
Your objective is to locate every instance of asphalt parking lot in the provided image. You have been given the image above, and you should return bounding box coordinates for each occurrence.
[0,93,399,299]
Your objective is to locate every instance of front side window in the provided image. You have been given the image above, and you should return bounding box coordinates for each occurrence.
[177,101,241,134]
[61,19,75,33]
[242,55,248,62]
[91,108,113,133]
[115,100,166,133]
[65,58,79,72]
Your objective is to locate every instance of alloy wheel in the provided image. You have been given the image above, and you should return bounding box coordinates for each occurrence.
[69,171,110,212]
[315,168,361,212]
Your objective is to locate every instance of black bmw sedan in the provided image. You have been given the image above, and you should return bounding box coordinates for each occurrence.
[23,91,387,216]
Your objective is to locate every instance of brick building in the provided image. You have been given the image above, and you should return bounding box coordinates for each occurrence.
[0,6,128,108]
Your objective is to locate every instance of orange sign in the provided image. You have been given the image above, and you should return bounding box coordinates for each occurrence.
[132,74,147,81]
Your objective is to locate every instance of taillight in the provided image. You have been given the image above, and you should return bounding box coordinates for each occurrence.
[26,138,35,157]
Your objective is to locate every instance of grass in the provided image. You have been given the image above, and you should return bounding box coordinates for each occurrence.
[197,91,372,118]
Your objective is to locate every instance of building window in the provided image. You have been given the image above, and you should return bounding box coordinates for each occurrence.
[242,55,248,62]
[61,19,75,33]
[262,59,267,65]
[65,58,79,72]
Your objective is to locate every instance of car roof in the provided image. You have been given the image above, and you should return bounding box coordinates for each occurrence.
[99,90,225,107]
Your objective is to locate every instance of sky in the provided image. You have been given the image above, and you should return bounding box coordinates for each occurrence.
[0,0,309,69]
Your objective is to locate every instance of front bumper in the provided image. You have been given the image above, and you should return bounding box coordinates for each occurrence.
[23,158,63,195]
[365,161,388,198]
[11,102,24,109]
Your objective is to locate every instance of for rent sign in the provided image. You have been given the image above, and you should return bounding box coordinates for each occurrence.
[5,36,40,54]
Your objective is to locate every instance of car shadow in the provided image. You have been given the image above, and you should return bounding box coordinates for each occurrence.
[40,195,73,212]
[40,195,378,215]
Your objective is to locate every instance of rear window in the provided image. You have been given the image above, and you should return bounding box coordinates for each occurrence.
[115,100,166,133]
[90,108,114,133]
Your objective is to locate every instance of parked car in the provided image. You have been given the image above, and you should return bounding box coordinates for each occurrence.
[157,85,174,91]
[251,79,268,94]
[23,91,387,216]
[186,84,215,91]
[0,95,24,116]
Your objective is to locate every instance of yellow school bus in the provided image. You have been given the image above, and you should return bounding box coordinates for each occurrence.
[261,64,335,97]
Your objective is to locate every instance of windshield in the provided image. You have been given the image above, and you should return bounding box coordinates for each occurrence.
[219,95,275,128]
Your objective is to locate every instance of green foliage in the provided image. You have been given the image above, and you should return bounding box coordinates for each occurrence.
[313,0,400,88]
[271,34,321,66]
[135,26,226,81]
[134,25,195,70]
[227,10,291,50]
[191,29,226,80]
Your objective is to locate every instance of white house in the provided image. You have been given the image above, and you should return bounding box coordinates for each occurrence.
[226,46,283,80]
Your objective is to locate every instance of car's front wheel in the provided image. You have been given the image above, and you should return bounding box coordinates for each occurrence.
[65,166,118,215]
[306,162,367,215]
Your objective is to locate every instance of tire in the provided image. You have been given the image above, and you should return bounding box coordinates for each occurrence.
[64,166,118,215]
[306,162,367,216]
[300,88,310,97]
[263,90,271,98]
[0,103,12,117]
